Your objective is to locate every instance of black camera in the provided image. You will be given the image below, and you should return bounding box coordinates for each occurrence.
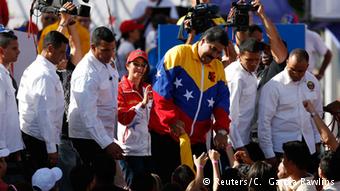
[185,3,220,34]
[36,0,89,15]
[227,1,258,31]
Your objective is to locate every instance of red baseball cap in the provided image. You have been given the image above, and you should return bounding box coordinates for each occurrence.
[119,20,144,34]
[126,49,148,64]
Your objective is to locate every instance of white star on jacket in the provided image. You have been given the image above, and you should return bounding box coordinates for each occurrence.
[207,97,215,107]
[155,70,161,78]
[174,78,183,88]
[184,89,194,101]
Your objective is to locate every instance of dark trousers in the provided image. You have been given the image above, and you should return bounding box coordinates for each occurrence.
[22,132,51,172]
[119,156,152,186]
[150,131,180,183]
[71,138,106,167]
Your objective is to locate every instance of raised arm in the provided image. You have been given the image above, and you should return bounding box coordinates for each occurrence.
[303,100,338,151]
[253,0,287,63]
[57,2,82,65]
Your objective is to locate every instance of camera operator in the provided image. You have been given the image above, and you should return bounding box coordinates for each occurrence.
[37,3,90,57]
[233,0,287,68]
[54,2,83,190]
[179,0,237,66]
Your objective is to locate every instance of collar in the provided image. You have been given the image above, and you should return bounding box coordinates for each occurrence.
[0,63,10,75]
[120,75,145,92]
[324,181,340,189]
[88,50,108,72]
[191,42,202,63]
[237,59,255,75]
[36,55,57,71]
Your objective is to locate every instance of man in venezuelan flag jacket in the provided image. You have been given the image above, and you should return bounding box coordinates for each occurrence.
[149,26,231,182]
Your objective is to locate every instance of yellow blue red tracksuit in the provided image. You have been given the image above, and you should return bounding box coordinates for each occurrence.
[149,42,231,182]
[149,42,231,144]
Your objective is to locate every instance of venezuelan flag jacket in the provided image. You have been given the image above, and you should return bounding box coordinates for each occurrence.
[149,42,231,144]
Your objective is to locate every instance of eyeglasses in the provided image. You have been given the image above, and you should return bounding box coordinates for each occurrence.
[132,62,147,68]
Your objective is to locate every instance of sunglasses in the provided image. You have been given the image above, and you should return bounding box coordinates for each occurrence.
[132,62,147,68]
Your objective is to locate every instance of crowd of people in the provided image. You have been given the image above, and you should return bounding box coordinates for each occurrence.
[0,0,339,191]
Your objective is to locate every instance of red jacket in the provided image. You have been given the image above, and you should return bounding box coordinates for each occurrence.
[0,0,9,26]
[117,76,151,156]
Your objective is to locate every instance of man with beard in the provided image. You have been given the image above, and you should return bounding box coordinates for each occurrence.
[149,26,231,182]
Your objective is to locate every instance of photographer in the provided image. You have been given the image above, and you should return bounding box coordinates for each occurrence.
[233,0,287,68]
[55,2,83,190]
[179,0,237,66]
[37,3,90,57]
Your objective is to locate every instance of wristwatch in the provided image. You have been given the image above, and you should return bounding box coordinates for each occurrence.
[310,112,316,118]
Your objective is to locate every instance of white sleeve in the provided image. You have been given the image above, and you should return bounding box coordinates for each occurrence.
[0,78,7,148]
[131,0,148,19]
[228,79,245,149]
[312,80,322,143]
[311,30,328,56]
[72,75,113,149]
[258,82,279,159]
[34,77,58,153]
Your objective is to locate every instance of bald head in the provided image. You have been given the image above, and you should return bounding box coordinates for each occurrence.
[286,49,309,81]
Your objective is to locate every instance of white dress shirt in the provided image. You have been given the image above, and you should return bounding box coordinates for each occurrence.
[258,69,322,158]
[225,60,257,149]
[17,55,64,153]
[323,181,340,191]
[0,64,24,153]
[68,51,117,149]
[277,174,317,191]
[305,29,328,73]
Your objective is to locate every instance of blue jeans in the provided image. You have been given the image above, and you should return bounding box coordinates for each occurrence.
[119,156,152,186]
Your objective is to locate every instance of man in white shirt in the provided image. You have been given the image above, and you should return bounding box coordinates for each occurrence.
[0,28,24,157]
[305,29,332,80]
[68,27,124,170]
[17,31,68,170]
[258,49,322,167]
[225,38,261,151]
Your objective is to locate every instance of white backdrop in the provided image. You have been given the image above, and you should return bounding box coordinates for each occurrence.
[8,0,184,31]
[311,0,340,20]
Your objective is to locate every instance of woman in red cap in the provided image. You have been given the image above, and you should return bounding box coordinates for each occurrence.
[116,49,153,187]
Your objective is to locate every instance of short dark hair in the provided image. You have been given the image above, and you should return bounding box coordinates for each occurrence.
[248,24,263,35]
[201,26,228,47]
[239,38,263,53]
[320,151,340,181]
[0,31,17,48]
[289,48,309,63]
[248,161,277,191]
[91,26,115,46]
[42,31,69,49]
[282,141,311,171]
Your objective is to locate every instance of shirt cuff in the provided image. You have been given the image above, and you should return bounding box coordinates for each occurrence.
[134,102,144,113]
[46,142,57,153]
[263,149,275,159]
[98,135,114,149]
